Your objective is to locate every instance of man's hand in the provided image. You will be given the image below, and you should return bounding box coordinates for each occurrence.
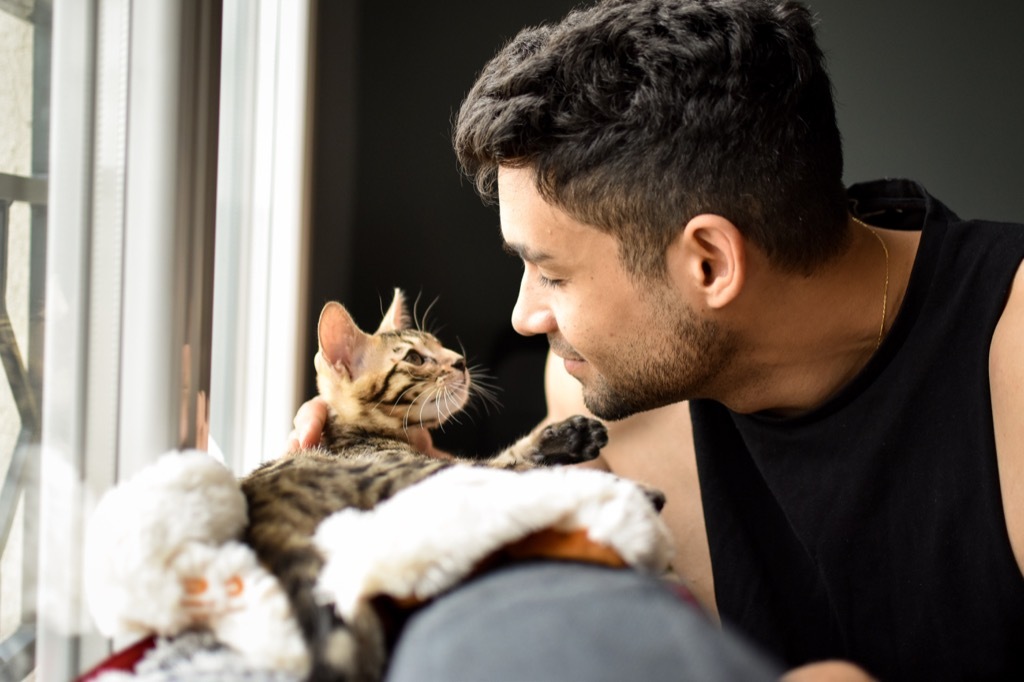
[286,397,328,453]
[285,396,448,459]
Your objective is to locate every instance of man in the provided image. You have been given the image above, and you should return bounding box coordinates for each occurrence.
[295,0,1024,678]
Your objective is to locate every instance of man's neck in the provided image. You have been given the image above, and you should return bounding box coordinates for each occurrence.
[713,222,920,417]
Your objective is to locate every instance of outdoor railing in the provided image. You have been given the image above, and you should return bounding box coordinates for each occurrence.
[0,170,46,680]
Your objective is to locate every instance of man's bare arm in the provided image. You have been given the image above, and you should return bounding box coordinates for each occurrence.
[990,261,1024,576]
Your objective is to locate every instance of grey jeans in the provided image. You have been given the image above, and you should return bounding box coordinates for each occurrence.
[386,561,781,681]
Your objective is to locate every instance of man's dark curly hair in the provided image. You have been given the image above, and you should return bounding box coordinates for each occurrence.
[454,0,848,277]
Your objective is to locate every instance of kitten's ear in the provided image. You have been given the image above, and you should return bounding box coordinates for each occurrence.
[375,288,410,334]
[317,301,370,379]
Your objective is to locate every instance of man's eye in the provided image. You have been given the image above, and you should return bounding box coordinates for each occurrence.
[538,274,563,289]
[404,350,425,366]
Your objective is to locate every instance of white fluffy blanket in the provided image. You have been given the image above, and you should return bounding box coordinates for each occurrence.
[314,465,673,623]
[82,452,672,678]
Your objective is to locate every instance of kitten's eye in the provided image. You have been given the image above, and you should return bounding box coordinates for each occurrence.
[403,350,425,366]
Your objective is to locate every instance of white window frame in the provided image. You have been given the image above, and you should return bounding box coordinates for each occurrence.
[36,0,313,677]
[211,0,312,476]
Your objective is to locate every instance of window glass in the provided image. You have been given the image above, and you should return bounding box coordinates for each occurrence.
[0,4,47,679]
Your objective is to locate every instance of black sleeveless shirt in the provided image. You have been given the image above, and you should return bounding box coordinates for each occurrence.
[691,179,1024,681]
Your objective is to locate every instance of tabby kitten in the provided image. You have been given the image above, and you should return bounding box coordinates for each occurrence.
[241,289,607,681]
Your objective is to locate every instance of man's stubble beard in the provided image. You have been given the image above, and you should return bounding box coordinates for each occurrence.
[580,297,733,421]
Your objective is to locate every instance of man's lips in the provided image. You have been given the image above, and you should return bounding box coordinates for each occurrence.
[551,346,586,375]
[548,339,584,363]
[563,357,585,371]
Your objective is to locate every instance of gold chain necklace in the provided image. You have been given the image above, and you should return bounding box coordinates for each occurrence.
[852,216,889,350]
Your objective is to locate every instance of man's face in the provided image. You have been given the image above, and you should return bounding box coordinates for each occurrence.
[498,166,729,420]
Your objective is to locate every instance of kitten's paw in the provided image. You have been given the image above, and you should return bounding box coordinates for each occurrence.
[529,415,607,465]
[639,484,667,512]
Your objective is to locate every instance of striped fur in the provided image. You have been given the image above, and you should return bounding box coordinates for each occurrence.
[240,290,606,681]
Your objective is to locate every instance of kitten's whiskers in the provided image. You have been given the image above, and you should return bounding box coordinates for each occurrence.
[378,384,416,418]
[462,365,502,420]
[436,386,456,431]
[411,291,425,331]
[420,297,440,334]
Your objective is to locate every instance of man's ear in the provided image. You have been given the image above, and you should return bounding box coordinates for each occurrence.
[666,214,746,310]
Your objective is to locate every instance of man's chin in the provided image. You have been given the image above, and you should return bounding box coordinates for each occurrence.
[582,392,644,422]
[582,383,682,421]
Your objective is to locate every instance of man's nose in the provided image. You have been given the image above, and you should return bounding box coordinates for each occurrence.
[511,276,555,337]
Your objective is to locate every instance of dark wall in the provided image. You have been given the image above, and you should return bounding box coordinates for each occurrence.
[307,1,1024,454]
[308,1,579,456]
[810,0,1024,222]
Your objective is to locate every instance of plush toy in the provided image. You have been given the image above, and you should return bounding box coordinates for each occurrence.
[84,450,310,677]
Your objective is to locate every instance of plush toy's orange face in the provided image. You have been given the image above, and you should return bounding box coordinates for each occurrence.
[171,542,255,622]
[180,573,246,618]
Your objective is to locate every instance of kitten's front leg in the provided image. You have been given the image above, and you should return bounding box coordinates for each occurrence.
[489,415,607,470]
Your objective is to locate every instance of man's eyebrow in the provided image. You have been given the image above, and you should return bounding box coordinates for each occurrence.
[502,240,553,264]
